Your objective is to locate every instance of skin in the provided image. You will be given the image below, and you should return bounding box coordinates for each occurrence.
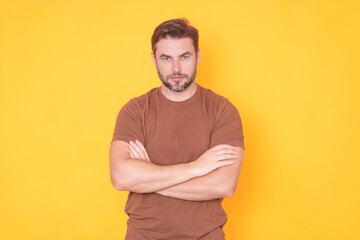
[109,37,244,200]
[109,140,239,194]
[128,140,244,200]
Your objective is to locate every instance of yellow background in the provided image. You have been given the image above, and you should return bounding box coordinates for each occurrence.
[1,0,359,239]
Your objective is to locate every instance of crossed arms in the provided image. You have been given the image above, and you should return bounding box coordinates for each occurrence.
[109,140,244,201]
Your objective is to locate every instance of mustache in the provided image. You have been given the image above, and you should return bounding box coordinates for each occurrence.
[167,73,188,78]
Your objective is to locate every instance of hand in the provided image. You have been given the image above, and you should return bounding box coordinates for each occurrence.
[190,144,239,177]
[128,140,150,162]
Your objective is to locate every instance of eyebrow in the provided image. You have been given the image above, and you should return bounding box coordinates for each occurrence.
[159,51,193,58]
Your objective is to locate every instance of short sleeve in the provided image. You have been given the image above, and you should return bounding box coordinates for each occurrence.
[111,99,145,144]
[209,99,245,150]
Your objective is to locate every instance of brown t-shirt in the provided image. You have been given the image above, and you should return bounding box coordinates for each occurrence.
[112,83,244,239]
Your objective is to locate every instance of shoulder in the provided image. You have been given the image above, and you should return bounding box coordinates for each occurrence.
[124,87,158,111]
[199,85,236,111]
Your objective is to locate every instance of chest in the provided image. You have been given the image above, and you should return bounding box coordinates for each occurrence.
[144,104,212,165]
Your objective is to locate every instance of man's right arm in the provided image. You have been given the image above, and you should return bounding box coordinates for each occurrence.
[109,140,238,193]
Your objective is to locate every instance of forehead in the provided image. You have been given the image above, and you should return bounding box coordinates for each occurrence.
[155,37,195,57]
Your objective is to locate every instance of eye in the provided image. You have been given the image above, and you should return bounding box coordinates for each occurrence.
[182,55,190,60]
[161,57,169,61]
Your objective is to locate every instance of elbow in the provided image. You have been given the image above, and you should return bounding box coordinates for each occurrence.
[113,184,122,191]
[113,181,147,193]
[110,161,142,192]
[223,189,234,198]
[113,181,127,191]
[110,171,147,193]
[112,179,134,192]
[221,184,237,198]
[111,177,126,191]
[110,170,131,191]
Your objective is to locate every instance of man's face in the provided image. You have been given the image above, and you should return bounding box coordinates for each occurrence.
[151,37,200,92]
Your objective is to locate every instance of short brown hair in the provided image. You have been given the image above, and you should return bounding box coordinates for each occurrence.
[151,18,199,54]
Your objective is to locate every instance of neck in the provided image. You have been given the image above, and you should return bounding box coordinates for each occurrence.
[160,82,198,102]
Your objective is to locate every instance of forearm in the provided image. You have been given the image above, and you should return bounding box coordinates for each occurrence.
[111,158,196,193]
[117,140,242,196]
[157,147,244,201]
[156,167,233,201]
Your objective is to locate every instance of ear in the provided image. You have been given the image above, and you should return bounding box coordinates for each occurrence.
[196,48,201,65]
[151,52,157,68]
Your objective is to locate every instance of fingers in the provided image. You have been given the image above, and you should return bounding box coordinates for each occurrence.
[215,148,239,155]
[212,144,236,151]
[129,152,136,159]
[135,140,150,161]
[129,141,145,160]
[129,142,142,159]
[213,147,239,160]
[217,159,236,167]
[128,140,150,161]
[216,154,239,161]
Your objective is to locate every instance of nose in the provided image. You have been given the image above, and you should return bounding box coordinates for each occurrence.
[172,59,181,73]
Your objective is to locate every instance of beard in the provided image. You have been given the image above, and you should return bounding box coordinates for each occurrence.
[157,67,197,92]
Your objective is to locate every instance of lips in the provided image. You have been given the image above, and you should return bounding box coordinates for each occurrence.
[171,77,184,81]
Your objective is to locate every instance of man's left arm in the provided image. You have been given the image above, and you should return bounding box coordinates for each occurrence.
[156,146,244,201]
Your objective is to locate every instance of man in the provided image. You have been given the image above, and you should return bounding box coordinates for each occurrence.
[109,18,245,240]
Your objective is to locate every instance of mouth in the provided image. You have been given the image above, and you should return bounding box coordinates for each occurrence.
[171,77,184,81]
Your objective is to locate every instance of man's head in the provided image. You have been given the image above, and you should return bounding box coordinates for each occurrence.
[151,18,201,92]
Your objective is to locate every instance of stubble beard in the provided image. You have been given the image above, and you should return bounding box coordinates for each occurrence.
[157,67,197,92]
